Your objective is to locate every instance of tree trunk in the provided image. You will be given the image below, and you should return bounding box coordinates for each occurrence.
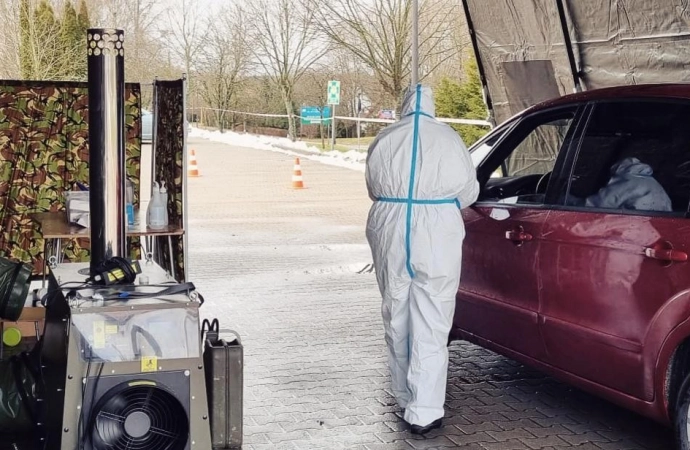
[320,120,325,149]
[283,96,296,141]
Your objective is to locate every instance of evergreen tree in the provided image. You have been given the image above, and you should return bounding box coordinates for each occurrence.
[436,78,468,119]
[60,1,79,52]
[34,0,57,34]
[61,0,87,79]
[19,0,33,79]
[34,0,60,76]
[434,57,489,146]
[76,0,90,78]
[77,0,89,32]
[18,0,90,80]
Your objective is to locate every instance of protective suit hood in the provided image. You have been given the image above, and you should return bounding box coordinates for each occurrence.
[611,157,653,177]
[401,85,436,117]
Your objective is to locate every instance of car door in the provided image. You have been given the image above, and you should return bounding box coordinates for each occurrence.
[539,99,690,400]
[456,105,582,361]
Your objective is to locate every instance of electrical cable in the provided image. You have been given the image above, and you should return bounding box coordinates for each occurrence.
[131,325,163,358]
[94,282,199,301]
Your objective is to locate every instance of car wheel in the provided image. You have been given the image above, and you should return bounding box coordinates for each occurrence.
[675,373,690,449]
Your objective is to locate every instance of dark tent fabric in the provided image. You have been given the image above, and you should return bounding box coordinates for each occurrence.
[463,0,690,124]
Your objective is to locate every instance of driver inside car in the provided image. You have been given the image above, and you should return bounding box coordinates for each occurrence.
[582,157,672,212]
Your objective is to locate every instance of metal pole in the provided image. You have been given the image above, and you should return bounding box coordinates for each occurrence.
[151,79,159,199]
[321,107,325,149]
[411,0,419,86]
[181,75,189,282]
[461,0,495,126]
[555,0,583,92]
[87,28,126,274]
[356,93,361,150]
[357,115,361,150]
[330,105,336,151]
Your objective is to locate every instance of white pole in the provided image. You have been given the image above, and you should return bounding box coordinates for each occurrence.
[357,116,361,150]
[356,93,361,150]
[411,0,419,86]
[331,105,336,151]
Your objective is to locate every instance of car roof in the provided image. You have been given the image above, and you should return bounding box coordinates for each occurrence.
[525,83,690,115]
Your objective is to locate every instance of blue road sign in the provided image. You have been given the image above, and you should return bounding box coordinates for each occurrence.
[300,106,332,125]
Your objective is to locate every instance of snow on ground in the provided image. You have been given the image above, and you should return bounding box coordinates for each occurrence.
[188,126,367,172]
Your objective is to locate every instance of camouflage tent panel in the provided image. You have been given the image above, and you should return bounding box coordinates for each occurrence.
[0,80,142,273]
[152,79,185,282]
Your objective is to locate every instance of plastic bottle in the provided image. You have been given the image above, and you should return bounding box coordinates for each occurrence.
[147,182,166,229]
[125,177,134,227]
[160,181,169,226]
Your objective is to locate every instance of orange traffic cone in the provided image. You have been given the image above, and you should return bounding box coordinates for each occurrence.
[188,149,200,177]
[292,157,304,189]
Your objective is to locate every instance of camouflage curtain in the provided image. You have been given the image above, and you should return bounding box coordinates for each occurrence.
[0,80,142,273]
[152,79,186,282]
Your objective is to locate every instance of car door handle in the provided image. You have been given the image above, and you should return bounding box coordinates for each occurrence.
[505,227,533,243]
[644,244,688,263]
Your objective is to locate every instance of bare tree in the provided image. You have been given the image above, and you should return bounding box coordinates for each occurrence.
[165,0,205,101]
[197,4,250,132]
[295,68,335,145]
[0,0,176,83]
[311,0,460,110]
[0,0,22,78]
[245,0,327,141]
[330,48,376,117]
[421,0,472,85]
[295,50,378,141]
[93,0,172,84]
[11,0,86,80]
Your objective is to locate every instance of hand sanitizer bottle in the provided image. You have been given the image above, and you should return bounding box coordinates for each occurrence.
[125,177,134,227]
[147,182,166,229]
[160,181,169,226]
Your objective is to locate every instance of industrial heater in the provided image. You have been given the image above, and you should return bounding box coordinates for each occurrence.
[38,29,214,450]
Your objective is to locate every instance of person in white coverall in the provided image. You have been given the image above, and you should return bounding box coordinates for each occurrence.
[365,84,479,434]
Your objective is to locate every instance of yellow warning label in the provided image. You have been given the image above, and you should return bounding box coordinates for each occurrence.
[93,321,105,349]
[141,356,157,372]
[105,324,118,335]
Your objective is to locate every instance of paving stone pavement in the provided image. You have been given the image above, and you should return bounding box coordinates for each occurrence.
[186,136,675,449]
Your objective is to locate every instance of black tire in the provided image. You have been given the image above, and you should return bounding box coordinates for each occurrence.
[675,372,690,449]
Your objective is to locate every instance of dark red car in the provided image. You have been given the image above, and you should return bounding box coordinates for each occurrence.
[451,84,690,448]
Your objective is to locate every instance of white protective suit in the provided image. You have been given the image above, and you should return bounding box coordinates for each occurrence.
[365,85,479,427]
[585,157,672,212]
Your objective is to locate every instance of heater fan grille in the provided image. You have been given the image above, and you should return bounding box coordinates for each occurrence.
[89,382,189,450]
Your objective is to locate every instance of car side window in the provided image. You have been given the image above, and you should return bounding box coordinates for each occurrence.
[477,108,576,205]
[469,123,512,167]
[564,100,690,215]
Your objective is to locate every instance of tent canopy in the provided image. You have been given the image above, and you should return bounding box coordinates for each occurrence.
[462,0,690,124]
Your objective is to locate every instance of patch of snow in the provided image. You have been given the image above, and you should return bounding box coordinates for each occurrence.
[189,126,367,172]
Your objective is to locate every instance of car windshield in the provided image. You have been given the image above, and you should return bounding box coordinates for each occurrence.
[470,125,509,167]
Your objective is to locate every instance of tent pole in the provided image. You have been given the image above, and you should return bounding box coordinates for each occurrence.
[556,0,583,92]
[411,0,419,86]
[461,0,495,126]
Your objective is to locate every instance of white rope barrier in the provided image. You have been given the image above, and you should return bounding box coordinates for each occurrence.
[190,107,492,127]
